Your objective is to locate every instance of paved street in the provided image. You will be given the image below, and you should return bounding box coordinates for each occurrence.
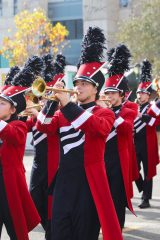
[1,152,160,240]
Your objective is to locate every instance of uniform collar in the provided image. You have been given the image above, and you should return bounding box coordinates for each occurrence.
[140,102,149,110]
[112,104,122,112]
[80,101,96,110]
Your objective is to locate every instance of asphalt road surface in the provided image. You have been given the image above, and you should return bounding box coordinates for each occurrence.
[1,152,160,240]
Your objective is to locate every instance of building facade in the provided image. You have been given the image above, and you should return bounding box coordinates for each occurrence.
[48,0,83,64]
[0,0,139,66]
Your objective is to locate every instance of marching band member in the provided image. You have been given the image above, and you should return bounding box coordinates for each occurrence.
[106,46,138,118]
[105,47,139,183]
[25,53,66,240]
[103,44,137,229]
[0,72,41,240]
[134,60,160,208]
[36,27,123,240]
[147,77,160,117]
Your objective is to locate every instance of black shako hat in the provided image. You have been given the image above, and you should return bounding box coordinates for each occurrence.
[104,44,131,93]
[137,59,153,95]
[73,27,106,94]
[0,56,43,113]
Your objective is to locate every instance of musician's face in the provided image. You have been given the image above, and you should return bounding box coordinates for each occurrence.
[74,80,97,104]
[137,92,150,104]
[104,91,123,107]
[0,98,16,121]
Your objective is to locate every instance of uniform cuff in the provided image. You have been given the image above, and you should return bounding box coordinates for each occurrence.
[150,103,160,116]
[37,111,53,124]
[114,117,124,128]
[42,100,58,117]
[148,117,156,126]
[38,100,58,124]
[0,120,8,131]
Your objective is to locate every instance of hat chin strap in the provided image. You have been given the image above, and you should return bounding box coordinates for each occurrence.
[74,75,99,87]
[137,89,151,95]
[104,87,123,93]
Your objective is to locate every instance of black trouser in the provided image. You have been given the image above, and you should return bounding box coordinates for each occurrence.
[45,220,52,240]
[51,167,100,240]
[29,168,48,231]
[0,164,17,240]
[135,143,153,200]
[105,152,127,229]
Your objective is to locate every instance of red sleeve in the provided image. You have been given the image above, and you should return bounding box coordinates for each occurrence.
[0,120,27,145]
[36,110,59,135]
[114,110,135,134]
[155,116,160,126]
[147,116,160,127]
[71,108,115,138]
[124,101,138,119]
[25,117,36,132]
[147,102,160,117]
[145,104,160,127]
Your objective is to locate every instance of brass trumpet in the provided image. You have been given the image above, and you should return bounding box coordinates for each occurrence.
[19,104,43,117]
[98,97,112,108]
[32,77,78,98]
[25,90,39,104]
[152,77,160,97]
[25,103,43,110]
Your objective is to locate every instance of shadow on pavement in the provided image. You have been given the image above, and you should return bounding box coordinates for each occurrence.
[124,229,160,240]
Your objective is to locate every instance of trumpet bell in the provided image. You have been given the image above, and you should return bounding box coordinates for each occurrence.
[31,76,78,99]
[150,77,160,99]
[25,92,39,104]
[32,77,46,97]
[152,77,160,92]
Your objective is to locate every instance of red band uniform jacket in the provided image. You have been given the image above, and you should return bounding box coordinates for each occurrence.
[106,104,136,212]
[36,101,123,240]
[0,120,40,240]
[123,101,139,184]
[134,103,160,179]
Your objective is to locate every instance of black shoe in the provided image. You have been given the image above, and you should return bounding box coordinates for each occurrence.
[138,200,150,209]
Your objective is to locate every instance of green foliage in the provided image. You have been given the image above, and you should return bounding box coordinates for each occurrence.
[117,0,160,76]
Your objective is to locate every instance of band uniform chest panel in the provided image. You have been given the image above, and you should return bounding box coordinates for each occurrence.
[59,106,95,155]
[32,125,47,146]
[134,104,149,134]
[106,109,121,142]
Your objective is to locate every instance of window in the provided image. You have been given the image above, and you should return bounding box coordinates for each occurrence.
[0,0,2,16]
[120,0,129,7]
[50,0,79,2]
[52,19,83,40]
[13,0,18,15]
[76,19,83,39]
[48,1,82,20]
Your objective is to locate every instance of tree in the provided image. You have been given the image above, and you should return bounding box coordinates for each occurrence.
[1,9,69,66]
[117,0,160,75]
